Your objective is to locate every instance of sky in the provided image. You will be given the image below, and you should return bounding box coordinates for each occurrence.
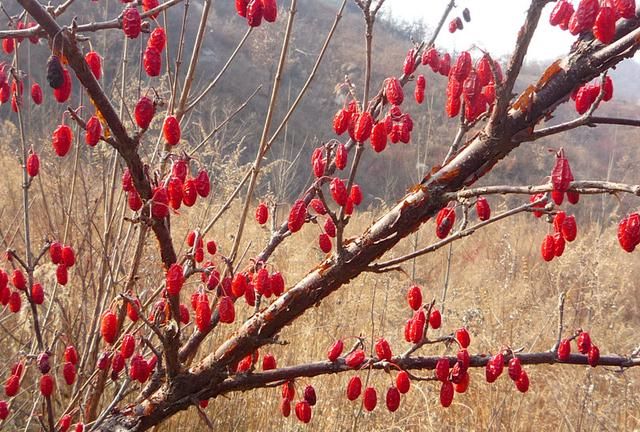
[383,0,576,61]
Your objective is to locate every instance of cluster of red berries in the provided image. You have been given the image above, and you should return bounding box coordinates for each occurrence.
[50,241,76,285]
[540,211,577,261]
[1,21,38,55]
[279,381,316,423]
[557,330,600,366]
[144,27,167,77]
[572,75,614,114]
[96,336,158,382]
[0,25,41,110]
[550,0,636,44]
[404,285,442,342]
[448,8,471,33]
[235,0,278,27]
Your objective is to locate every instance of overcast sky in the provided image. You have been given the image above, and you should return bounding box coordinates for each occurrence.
[383,0,577,61]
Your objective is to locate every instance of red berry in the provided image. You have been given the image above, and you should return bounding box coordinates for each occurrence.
[346,376,362,401]
[475,196,491,221]
[182,179,197,207]
[562,215,577,242]
[85,51,102,80]
[287,200,307,233]
[2,38,14,54]
[167,177,183,210]
[63,362,76,385]
[8,292,20,313]
[333,108,351,136]
[374,338,392,361]
[541,234,556,262]
[550,0,573,26]
[195,170,210,198]
[614,0,636,18]
[429,309,442,329]
[508,357,522,381]
[55,264,68,285]
[134,96,155,129]
[303,385,317,406]
[554,232,566,257]
[345,349,365,369]
[588,345,600,367]
[50,241,63,264]
[324,218,336,238]
[456,327,471,348]
[166,263,184,296]
[0,400,8,420]
[435,207,456,239]
[127,297,141,322]
[64,345,78,365]
[40,374,54,397]
[515,370,529,392]
[4,375,19,397]
[385,77,404,106]
[53,67,72,103]
[52,124,73,157]
[11,269,26,290]
[318,233,332,253]
[577,331,592,354]
[354,112,373,142]
[120,334,135,359]
[363,387,377,411]
[122,7,142,39]
[255,203,268,225]
[385,386,400,412]
[246,0,263,26]
[236,0,249,16]
[279,398,291,417]
[218,296,235,324]
[128,190,143,211]
[163,115,181,145]
[335,143,348,170]
[435,358,450,382]
[195,297,211,332]
[85,115,102,147]
[407,285,422,311]
[569,0,600,35]
[149,27,167,52]
[143,46,162,77]
[439,381,454,407]
[31,283,44,304]
[370,122,387,153]
[101,311,117,344]
[396,371,410,394]
[262,0,277,22]
[593,6,616,44]
[557,338,571,361]
[262,354,277,370]
[603,76,614,102]
[403,49,416,75]
[31,82,43,105]
[327,339,344,361]
[410,310,426,343]
[294,400,311,423]
[142,0,159,17]
[151,187,169,219]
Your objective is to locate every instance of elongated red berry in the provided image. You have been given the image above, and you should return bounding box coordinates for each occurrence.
[370,122,387,153]
[429,309,442,329]
[4,375,19,397]
[354,112,373,142]
[435,358,450,382]
[182,179,197,207]
[345,349,365,368]
[614,0,636,18]
[246,0,263,27]
[327,340,344,361]
[166,264,184,296]
[143,47,162,77]
[64,345,78,365]
[385,386,400,412]
[295,400,311,423]
[363,387,377,411]
[541,234,555,262]
[304,385,317,406]
[11,269,26,290]
[557,338,571,360]
[26,151,40,177]
[236,0,249,16]
[56,264,68,285]
[587,345,600,367]
[475,196,491,221]
[31,283,44,304]
[455,327,471,348]
[40,374,54,397]
[515,370,529,392]
[508,357,522,381]
[52,124,73,157]
[562,215,577,241]
[569,0,600,35]
[163,115,181,145]
[255,203,268,224]
[195,297,211,332]
[63,362,76,385]
[396,371,410,394]
[374,338,392,361]
[135,96,155,129]
[385,77,404,106]
[262,0,277,22]
[85,51,102,80]
[195,170,210,197]
[346,376,362,401]
[407,285,422,311]
[120,334,135,359]
[577,331,592,354]
[122,7,142,39]
[149,27,167,51]
[262,353,277,371]
[287,200,307,233]
[593,6,616,44]
[218,296,235,323]
[318,233,332,253]
[85,116,102,147]
[101,311,117,344]
[31,82,43,105]
[440,381,454,407]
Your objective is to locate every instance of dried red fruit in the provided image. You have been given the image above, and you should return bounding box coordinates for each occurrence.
[435,358,450,382]
[588,345,600,367]
[254,268,271,297]
[515,370,529,392]
[327,339,344,361]
[2,38,14,55]
[182,179,197,207]
[374,338,392,361]
[56,264,68,285]
[303,385,317,406]
[551,0,573,26]
[31,283,44,304]
[410,310,426,343]
[362,386,377,411]
[270,271,285,296]
[85,115,102,147]
[101,311,117,344]
[64,346,78,365]
[575,84,599,114]
[429,309,442,329]
[279,398,291,417]
[407,285,422,311]
[324,218,336,238]
[553,232,566,257]
[142,0,159,17]
[333,108,351,135]
[134,96,155,129]
[236,0,249,16]
[396,371,410,394]
[593,6,616,43]
[508,357,522,381]
[195,170,210,197]
[385,77,404,106]
[541,234,556,262]
[163,115,181,145]
[345,349,366,369]
[85,51,102,80]
[262,0,277,22]
[11,269,26,291]
[335,143,348,170]
[218,296,235,324]
[287,200,307,233]
[329,178,347,206]
[440,381,454,407]
[231,273,248,297]
[40,374,54,397]
[63,362,76,385]
[551,149,574,193]
[370,122,387,153]
[166,263,184,296]
[195,297,211,331]
[452,51,472,82]
[246,0,263,26]
[557,338,571,360]
[403,49,416,75]
[143,46,162,77]
[262,353,277,371]
[282,381,295,400]
[562,215,577,242]
[122,7,142,39]
[354,111,373,142]
[149,27,167,52]
[603,76,614,101]
[577,331,592,354]
[435,207,456,239]
[383,386,400,412]
[0,400,8,420]
[475,196,491,221]
[423,47,440,72]
[618,213,640,252]
[120,334,135,359]
[167,177,183,210]
[318,233,332,253]
[31,82,43,105]
[456,328,471,348]
[52,124,73,157]
[4,375,19,397]
[294,400,311,423]
[614,0,636,18]
[128,190,142,211]
[569,0,600,35]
